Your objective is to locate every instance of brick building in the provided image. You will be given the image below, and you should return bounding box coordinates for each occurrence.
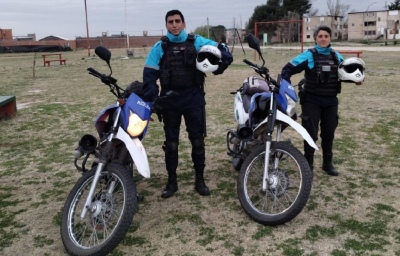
[0,28,162,52]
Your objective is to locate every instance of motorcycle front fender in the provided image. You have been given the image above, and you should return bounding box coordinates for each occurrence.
[115,127,150,178]
[275,110,318,150]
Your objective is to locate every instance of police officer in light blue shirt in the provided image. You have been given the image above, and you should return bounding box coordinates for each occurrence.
[142,9,233,198]
[281,25,345,176]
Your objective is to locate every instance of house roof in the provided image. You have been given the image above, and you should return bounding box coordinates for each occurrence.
[39,35,68,41]
[348,6,389,14]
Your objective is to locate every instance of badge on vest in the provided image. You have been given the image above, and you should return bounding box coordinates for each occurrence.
[319,65,331,83]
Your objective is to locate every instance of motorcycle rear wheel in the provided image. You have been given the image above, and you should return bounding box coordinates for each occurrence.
[61,163,137,256]
[237,142,312,225]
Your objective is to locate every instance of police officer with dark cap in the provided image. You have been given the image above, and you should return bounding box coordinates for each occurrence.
[142,9,233,198]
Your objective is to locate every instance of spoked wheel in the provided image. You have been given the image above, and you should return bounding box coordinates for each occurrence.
[237,142,312,225]
[61,163,137,256]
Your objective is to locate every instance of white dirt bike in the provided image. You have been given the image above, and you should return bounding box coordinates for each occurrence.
[60,45,155,255]
[226,34,318,225]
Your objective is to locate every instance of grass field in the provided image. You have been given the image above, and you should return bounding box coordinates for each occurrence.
[0,45,400,256]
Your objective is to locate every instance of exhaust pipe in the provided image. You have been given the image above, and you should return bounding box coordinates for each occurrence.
[236,124,253,141]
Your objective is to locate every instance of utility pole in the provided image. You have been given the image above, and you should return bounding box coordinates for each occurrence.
[84,0,90,57]
[125,0,129,50]
[207,17,210,38]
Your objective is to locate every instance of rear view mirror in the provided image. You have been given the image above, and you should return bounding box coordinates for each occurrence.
[246,34,261,52]
[246,33,265,66]
[95,46,111,63]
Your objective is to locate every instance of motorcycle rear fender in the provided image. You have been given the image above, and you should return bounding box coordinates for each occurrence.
[234,92,249,125]
[115,126,150,178]
[253,110,318,150]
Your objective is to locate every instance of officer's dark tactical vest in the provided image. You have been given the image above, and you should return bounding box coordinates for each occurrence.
[304,48,341,96]
[159,34,205,89]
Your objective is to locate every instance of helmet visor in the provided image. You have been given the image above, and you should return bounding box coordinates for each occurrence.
[341,63,364,74]
[197,52,220,65]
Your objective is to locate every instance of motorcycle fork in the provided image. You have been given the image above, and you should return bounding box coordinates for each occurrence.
[80,106,122,219]
[262,95,278,191]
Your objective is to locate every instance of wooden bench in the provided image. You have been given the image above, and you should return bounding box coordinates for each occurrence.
[0,96,17,119]
[338,51,363,58]
[42,53,66,66]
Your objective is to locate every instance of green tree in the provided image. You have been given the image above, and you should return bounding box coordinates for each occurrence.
[246,1,281,39]
[246,0,311,40]
[388,0,400,10]
[193,25,210,38]
[192,25,226,41]
[209,25,227,42]
[282,0,312,15]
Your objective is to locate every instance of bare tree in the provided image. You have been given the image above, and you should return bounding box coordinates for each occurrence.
[325,0,350,39]
[303,7,319,17]
[326,0,350,16]
[307,7,319,17]
[394,20,399,40]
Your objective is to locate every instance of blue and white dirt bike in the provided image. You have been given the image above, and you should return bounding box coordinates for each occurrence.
[226,34,318,225]
[60,46,154,255]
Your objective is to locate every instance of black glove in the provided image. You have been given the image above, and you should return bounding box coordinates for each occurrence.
[152,100,163,122]
[298,82,306,105]
[212,62,229,75]
[213,43,233,75]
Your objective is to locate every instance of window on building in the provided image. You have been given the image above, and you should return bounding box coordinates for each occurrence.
[307,35,311,39]
[364,21,376,27]
[365,31,377,36]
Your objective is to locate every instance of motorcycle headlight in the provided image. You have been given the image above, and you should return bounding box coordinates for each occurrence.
[127,110,148,137]
[286,95,297,117]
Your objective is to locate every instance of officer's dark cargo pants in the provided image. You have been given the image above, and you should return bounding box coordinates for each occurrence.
[162,106,205,173]
[300,99,338,162]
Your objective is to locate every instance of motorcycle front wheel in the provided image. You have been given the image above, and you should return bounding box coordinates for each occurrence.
[61,163,137,256]
[237,142,312,225]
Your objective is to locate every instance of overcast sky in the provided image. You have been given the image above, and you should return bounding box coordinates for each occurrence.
[0,0,388,40]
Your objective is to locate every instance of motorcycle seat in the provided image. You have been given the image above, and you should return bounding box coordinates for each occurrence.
[242,94,252,113]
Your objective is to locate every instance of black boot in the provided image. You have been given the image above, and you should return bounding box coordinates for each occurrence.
[195,169,210,196]
[304,141,316,171]
[304,153,314,171]
[322,155,339,176]
[161,172,178,198]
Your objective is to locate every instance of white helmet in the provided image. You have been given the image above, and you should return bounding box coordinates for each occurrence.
[338,57,365,83]
[196,45,221,73]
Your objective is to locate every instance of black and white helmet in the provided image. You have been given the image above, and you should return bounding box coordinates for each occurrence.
[196,45,221,73]
[338,57,365,83]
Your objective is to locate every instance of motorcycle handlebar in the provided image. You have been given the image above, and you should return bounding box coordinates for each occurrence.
[270,78,279,87]
[87,67,118,86]
[243,59,270,77]
[243,59,257,69]
[87,67,103,78]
